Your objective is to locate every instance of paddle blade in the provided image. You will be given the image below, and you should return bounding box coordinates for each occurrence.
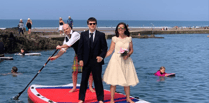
[13,91,23,100]
[13,94,20,100]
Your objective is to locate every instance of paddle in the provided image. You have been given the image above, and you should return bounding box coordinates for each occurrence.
[13,49,58,100]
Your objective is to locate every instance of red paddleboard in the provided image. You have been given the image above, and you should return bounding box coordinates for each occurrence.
[28,83,149,103]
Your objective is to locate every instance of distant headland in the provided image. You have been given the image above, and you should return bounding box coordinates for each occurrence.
[1,26,209,53]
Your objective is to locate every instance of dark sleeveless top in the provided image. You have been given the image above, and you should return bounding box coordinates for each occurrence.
[71,39,79,54]
[27,22,32,28]
[59,22,63,25]
[70,31,79,55]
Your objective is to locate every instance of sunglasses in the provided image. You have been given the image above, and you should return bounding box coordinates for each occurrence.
[118,27,125,30]
[89,23,96,25]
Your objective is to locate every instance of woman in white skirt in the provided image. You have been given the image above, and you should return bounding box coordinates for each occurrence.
[59,17,64,35]
[103,22,139,103]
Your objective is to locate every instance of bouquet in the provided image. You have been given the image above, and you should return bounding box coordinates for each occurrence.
[118,47,128,57]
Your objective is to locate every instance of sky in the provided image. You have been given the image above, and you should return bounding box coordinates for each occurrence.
[0,0,209,21]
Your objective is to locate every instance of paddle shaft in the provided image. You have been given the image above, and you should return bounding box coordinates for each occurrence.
[15,49,58,99]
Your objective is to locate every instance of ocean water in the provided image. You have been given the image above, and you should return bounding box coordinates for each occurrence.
[0,34,209,103]
[0,19,209,29]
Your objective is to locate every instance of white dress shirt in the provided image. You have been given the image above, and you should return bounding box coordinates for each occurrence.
[61,30,80,51]
[89,30,103,60]
[89,30,96,41]
[63,30,80,46]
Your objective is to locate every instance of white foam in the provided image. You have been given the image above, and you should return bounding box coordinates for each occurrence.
[0,28,6,30]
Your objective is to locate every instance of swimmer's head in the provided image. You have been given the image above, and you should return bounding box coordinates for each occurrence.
[20,48,25,53]
[11,66,18,73]
[159,66,165,73]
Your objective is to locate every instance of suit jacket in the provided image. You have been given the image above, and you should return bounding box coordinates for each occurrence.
[77,30,108,66]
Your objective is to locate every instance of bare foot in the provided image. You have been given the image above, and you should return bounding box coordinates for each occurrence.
[99,101,103,103]
[78,100,83,103]
[89,87,95,92]
[69,87,76,92]
[127,98,134,103]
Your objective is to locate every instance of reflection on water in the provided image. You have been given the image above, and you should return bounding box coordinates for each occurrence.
[0,34,209,103]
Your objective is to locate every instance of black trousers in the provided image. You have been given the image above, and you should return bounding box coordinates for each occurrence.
[70,25,73,29]
[79,59,104,101]
[19,28,24,34]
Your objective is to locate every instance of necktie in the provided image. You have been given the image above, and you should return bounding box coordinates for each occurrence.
[66,37,69,42]
[90,33,93,48]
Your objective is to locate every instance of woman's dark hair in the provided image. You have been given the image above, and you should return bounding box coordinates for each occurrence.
[12,66,18,72]
[115,22,130,37]
[87,17,97,24]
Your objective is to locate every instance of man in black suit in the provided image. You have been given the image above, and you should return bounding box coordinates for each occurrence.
[78,17,108,103]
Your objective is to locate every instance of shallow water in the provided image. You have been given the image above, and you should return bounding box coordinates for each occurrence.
[0,34,209,103]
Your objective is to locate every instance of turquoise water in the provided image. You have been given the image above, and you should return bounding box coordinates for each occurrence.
[1,34,209,103]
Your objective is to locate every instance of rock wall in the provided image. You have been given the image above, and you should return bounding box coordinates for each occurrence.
[0,28,62,53]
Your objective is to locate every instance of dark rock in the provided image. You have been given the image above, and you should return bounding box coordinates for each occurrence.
[0,28,62,53]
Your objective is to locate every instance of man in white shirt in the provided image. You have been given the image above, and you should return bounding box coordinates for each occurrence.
[49,24,95,92]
